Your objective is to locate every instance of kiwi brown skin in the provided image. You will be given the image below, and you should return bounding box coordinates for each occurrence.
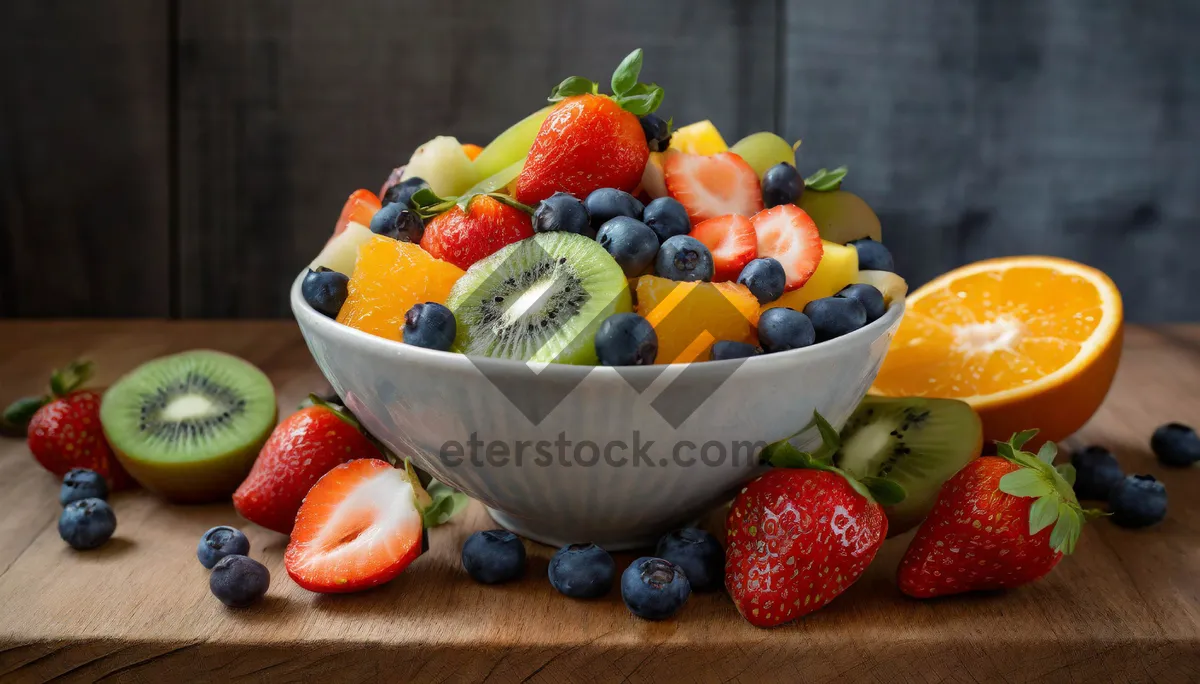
[836,396,982,536]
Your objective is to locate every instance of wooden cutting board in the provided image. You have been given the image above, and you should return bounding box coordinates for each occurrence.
[0,321,1198,683]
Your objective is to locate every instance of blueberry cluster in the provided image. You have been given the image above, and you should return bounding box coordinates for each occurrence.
[196,526,270,608]
[57,469,116,551]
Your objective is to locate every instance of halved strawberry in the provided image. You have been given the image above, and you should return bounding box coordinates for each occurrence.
[689,214,757,282]
[664,151,763,225]
[750,205,824,290]
[333,189,382,241]
[285,459,432,594]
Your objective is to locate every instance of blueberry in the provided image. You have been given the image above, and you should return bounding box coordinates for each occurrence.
[403,302,457,351]
[462,530,526,584]
[757,308,815,353]
[1109,474,1167,528]
[302,267,349,318]
[655,528,724,592]
[803,296,867,342]
[595,313,658,366]
[209,554,270,608]
[584,188,644,233]
[534,192,591,236]
[848,238,895,272]
[382,176,431,208]
[58,498,116,550]
[641,197,691,243]
[761,163,803,208]
[1150,423,1200,467]
[60,468,108,506]
[1070,446,1124,501]
[836,283,886,323]
[197,526,251,569]
[737,258,786,303]
[548,543,616,599]
[369,202,425,243]
[710,341,760,361]
[621,557,690,621]
[656,235,714,282]
[639,114,672,152]
[596,217,660,276]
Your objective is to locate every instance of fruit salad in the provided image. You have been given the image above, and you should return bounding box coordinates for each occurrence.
[302,49,904,365]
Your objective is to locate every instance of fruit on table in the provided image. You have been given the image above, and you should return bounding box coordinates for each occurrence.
[233,399,384,534]
[835,396,983,536]
[848,237,894,272]
[462,529,527,584]
[750,204,824,291]
[548,543,616,599]
[1150,423,1200,467]
[836,283,886,323]
[641,196,690,243]
[60,468,108,506]
[310,221,373,276]
[597,216,659,276]
[854,269,907,306]
[655,235,714,282]
[471,105,552,180]
[621,557,690,621]
[639,113,672,152]
[635,275,759,364]
[402,302,457,352]
[655,528,724,592]
[737,257,786,304]
[1070,445,1124,501]
[209,555,270,608]
[689,214,757,282]
[420,195,535,270]
[669,120,727,155]
[797,189,882,244]
[761,162,804,208]
[756,307,815,353]
[285,459,433,593]
[533,192,591,236]
[728,131,796,178]
[337,236,464,342]
[100,350,277,503]
[594,312,658,366]
[447,232,632,364]
[665,151,763,224]
[58,498,116,550]
[400,136,478,197]
[761,240,858,314]
[382,177,430,209]
[639,151,669,199]
[301,267,350,319]
[897,431,1095,598]
[197,526,251,569]
[871,256,1123,445]
[1108,474,1167,528]
[24,361,135,489]
[369,202,425,244]
[461,143,483,161]
[803,296,867,342]
[585,188,645,234]
[710,340,760,361]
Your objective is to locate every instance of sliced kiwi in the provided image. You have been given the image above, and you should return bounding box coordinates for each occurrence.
[446,232,632,364]
[100,350,277,503]
[835,396,982,536]
[797,189,882,244]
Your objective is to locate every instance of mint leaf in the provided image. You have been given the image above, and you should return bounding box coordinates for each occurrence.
[998,469,1054,498]
[1036,440,1058,465]
[862,477,906,506]
[804,167,848,192]
[548,76,598,103]
[1029,494,1061,534]
[611,49,643,96]
[616,85,663,116]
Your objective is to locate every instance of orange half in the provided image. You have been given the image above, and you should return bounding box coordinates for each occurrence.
[871,256,1123,444]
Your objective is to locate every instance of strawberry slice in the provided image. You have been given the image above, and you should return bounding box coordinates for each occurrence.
[284,459,432,594]
[750,205,824,290]
[665,151,764,225]
[332,189,382,241]
[689,214,758,282]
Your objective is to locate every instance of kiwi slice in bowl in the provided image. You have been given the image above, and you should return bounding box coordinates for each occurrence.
[835,396,982,536]
[100,350,277,503]
[446,232,632,364]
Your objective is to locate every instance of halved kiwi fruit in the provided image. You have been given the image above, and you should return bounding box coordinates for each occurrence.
[100,350,277,503]
[446,232,632,364]
[836,396,982,536]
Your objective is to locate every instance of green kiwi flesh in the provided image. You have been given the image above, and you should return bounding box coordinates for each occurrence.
[797,189,882,244]
[100,350,277,503]
[836,396,982,536]
[446,232,632,364]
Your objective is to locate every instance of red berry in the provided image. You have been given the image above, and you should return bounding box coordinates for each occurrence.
[689,214,758,282]
[750,205,824,291]
[420,195,534,270]
[28,390,135,489]
[665,151,763,225]
[333,189,381,240]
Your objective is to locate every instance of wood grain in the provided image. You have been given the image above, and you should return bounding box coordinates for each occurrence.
[0,321,1198,683]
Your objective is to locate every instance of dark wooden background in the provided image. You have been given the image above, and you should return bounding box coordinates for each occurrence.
[2,0,1198,320]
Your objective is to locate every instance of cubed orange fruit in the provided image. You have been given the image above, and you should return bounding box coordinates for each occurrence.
[634,275,760,364]
[336,236,464,342]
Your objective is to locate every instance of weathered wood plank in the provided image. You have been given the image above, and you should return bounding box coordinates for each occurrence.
[0,0,171,317]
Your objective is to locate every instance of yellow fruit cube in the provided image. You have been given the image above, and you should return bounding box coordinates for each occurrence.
[669,120,728,156]
[762,240,859,314]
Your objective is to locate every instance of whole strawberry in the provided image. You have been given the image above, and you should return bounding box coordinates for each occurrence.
[898,430,1099,598]
[233,396,385,534]
[726,414,901,627]
[513,49,659,205]
[418,194,534,270]
[13,361,135,489]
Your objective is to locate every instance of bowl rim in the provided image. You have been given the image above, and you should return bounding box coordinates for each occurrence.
[291,268,906,378]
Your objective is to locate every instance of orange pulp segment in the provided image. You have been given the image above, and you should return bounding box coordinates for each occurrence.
[635,275,760,364]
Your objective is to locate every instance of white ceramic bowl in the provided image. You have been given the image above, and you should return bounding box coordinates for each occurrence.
[291,273,905,549]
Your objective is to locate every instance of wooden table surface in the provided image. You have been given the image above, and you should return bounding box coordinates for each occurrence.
[0,321,1198,683]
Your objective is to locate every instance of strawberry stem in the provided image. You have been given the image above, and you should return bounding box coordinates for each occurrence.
[994,430,1101,554]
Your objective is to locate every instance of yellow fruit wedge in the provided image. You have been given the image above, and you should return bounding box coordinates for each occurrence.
[669,121,728,156]
[856,270,908,305]
[762,241,859,314]
[635,276,759,363]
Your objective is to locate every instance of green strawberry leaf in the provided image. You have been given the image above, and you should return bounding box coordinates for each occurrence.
[998,468,1054,498]
[422,479,470,528]
[1009,429,1039,451]
[411,187,459,219]
[862,477,906,506]
[484,192,535,215]
[811,411,842,463]
[1036,440,1058,465]
[804,167,848,192]
[995,429,1091,554]
[1029,494,1061,534]
[1049,504,1082,554]
[548,76,599,103]
[761,441,814,469]
[1055,463,1077,487]
[611,48,643,96]
[2,395,49,435]
[49,360,93,397]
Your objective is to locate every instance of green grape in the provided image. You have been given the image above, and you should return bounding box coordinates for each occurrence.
[729,132,796,177]
[463,157,525,197]
[797,190,883,244]
[472,106,553,179]
[401,136,479,197]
